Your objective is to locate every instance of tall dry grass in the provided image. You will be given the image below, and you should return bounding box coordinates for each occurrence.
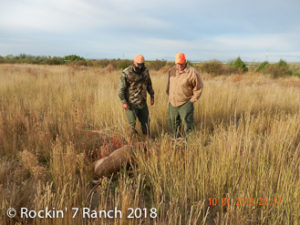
[0,64,299,225]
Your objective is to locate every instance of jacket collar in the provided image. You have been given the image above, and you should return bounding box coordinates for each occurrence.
[177,65,189,74]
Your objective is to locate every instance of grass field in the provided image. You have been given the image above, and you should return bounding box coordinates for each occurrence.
[0,64,299,225]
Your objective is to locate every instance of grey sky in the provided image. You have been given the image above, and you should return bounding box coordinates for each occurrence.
[0,0,300,61]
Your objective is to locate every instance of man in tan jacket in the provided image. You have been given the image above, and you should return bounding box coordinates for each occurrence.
[166,52,203,137]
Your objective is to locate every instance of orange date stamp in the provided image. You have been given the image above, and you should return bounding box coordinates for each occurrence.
[208,197,282,206]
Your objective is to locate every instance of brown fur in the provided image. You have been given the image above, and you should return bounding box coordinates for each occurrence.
[94,142,147,178]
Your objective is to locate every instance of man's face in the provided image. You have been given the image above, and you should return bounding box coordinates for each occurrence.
[134,62,144,74]
[176,63,186,72]
[135,63,144,69]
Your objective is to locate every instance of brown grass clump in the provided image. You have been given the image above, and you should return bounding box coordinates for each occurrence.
[19,150,39,169]
[159,65,172,73]
[104,63,115,73]
[19,150,47,181]
[199,60,226,76]
[230,74,244,82]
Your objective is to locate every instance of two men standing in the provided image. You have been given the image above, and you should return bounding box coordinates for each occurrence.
[118,53,203,138]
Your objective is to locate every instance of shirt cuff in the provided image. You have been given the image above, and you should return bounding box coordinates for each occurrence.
[190,98,196,103]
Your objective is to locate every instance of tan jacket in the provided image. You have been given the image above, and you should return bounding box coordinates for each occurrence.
[166,65,203,107]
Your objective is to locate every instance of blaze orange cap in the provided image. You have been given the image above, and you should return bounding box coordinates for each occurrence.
[133,54,145,64]
[175,52,186,64]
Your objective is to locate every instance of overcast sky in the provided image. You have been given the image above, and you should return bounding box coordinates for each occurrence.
[0,0,300,62]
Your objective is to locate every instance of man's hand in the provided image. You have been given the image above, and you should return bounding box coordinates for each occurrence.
[122,103,129,110]
[150,98,154,106]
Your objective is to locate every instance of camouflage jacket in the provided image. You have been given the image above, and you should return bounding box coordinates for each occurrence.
[118,65,154,109]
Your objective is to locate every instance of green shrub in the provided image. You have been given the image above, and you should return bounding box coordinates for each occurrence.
[47,57,64,65]
[230,57,248,72]
[278,59,289,68]
[63,55,85,62]
[267,64,291,78]
[259,60,292,78]
[186,60,194,67]
[116,60,132,69]
[256,61,269,72]
[292,72,300,78]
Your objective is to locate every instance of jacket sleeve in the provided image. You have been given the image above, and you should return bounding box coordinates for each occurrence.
[118,72,128,104]
[147,74,155,98]
[190,70,204,103]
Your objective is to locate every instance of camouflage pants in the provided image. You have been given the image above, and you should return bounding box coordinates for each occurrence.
[168,101,194,137]
[125,105,150,135]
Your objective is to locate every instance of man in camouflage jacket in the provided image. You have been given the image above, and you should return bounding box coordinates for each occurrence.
[118,54,154,136]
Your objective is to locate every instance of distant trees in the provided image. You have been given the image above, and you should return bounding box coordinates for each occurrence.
[199,58,299,78]
[199,57,248,76]
[0,54,170,71]
[0,54,298,78]
[255,59,293,78]
[0,54,90,65]
[0,54,65,65]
